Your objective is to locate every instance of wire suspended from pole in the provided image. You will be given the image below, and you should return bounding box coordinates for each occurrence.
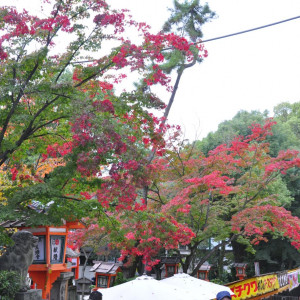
[200,16,300,44]
[71,15,300,64]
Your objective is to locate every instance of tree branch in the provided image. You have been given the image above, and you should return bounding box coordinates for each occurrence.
[190,234,237,276]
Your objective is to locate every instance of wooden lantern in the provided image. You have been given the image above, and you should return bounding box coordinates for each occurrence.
[20,221,85,300]
[197,264,211,281]
[233,263,247,280]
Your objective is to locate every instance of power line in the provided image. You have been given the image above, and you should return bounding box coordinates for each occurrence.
[200,16,300,44]
[71,15,300,64]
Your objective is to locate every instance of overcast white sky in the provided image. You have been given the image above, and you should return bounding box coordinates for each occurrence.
[108,0,300,140]
[3,0,300,140]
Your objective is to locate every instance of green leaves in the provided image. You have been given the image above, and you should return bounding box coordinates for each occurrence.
[163,0,215,41]
[0,271,20,299]
[0,0,217,270]
[160,49,185,74]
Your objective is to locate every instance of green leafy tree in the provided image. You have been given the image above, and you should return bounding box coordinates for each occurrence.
[195,104,300,275]
[147,121,300,276]
[0,0,215,270]
[196,110,268,155]
[0,271,20,300]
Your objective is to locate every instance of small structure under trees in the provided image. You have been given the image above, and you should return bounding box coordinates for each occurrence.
[90,261,122,289]
[161,256,180,278]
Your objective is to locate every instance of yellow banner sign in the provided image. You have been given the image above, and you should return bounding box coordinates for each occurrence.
[229,278,258,299]
[228,274,279,300]
[256,274,279,295]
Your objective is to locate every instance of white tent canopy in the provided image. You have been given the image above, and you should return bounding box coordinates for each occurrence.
[90,275,201,300]
[85,274,234,300]
[162,273,234,300]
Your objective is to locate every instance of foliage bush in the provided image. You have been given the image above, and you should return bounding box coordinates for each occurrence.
[113,272,137,286]
[0,271,20,300]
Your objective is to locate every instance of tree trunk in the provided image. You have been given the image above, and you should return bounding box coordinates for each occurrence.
[81,248,92,300]
[231,240,246,263]
[122,256,139,279]
[191,239,233,277]
[137,256,144,276]
[218,243,226,279]
[153,263,162,280]
[182,253,193,274]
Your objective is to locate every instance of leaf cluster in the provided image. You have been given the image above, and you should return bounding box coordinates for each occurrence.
[163,0,215,41]
[0,271,20,299]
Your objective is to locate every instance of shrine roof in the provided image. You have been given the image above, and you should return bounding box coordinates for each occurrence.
[90,261,122,274]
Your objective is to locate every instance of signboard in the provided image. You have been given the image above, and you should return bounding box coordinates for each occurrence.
[277,271,289,289]
[33,235,46,263]
[256,274,279,295]
[288,269,300,291]
[229,278,258,299]
[229,274,279,300]
[66,257,78,269]
[71,258,78,267]
[50,235,65,264]
[254,262,260,276]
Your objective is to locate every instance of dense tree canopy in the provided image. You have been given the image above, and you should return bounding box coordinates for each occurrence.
[194,104,300,275]
[1,0,300,278]
[142,120,300,274]
[0,0,213,263]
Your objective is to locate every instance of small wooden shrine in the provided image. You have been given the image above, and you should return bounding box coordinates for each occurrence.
[90,261,122,289]
[75,277,93,295]
[161,256,180,278]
